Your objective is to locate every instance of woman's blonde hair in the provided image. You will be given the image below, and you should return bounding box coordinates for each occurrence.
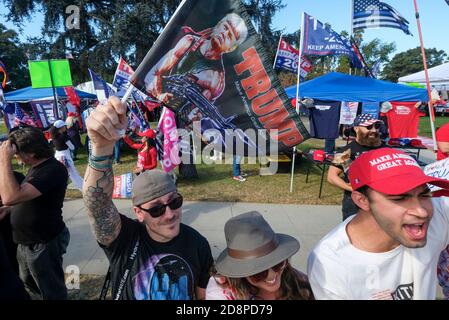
[212,262,314,300]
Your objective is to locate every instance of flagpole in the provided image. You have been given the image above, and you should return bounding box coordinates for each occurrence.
[349,0,354,75]
[290,12,305,193]
[47,59,59,120]
[273,34,283,69]
[413,0,437,152]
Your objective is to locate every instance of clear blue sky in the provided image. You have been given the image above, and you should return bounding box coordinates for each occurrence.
[272,0,449,57]
[1,0,448,58]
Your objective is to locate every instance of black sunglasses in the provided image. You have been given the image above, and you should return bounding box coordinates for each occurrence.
[138,193,183,218]
[249,260,287,282]
[365,122,382,130]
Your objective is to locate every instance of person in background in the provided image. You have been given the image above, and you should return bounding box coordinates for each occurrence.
[206,211,313,300]
[1,127,69,300]
[113,140,122,165]
[0,171,25,275]
[232,155,247,182]
[50,120,83,191]
[327,114,384,221]
[65,112,83,161]
[123,128,158,175]
[436,122,449,161]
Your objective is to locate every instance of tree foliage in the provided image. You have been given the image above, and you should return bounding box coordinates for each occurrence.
[0,24,29,89]
[1,0,285,86]
[381,47,447,82]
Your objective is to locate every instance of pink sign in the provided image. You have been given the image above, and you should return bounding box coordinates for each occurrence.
[158,107,180,172]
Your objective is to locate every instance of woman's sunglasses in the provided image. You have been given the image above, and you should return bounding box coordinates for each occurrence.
[248,260,287,283]
[364,122,382,130]
[138,193,183,218]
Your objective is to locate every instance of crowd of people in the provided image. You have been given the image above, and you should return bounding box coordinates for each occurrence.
[0,96,449,301]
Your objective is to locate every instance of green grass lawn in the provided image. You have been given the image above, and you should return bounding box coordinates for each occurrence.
[419,116,449,138]
[7,114,447,206]
[65,135,342,205]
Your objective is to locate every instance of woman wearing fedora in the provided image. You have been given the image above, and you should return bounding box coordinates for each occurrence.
[123,128,158,175]
[206,211,314,300]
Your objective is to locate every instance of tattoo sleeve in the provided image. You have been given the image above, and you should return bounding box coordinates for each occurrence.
[83,165,122,246]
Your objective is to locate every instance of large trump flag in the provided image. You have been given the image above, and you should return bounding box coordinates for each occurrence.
[130,0,310,155]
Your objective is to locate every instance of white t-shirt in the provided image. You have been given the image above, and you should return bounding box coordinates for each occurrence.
[307,197,449,300]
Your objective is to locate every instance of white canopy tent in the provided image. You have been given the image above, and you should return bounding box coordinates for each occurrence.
[398,62,449,91]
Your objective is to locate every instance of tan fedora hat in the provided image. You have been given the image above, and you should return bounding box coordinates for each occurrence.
[215,211,300,278]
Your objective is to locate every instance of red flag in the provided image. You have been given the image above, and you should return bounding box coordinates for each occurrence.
[64,86,83,129]
[0,60,9,88]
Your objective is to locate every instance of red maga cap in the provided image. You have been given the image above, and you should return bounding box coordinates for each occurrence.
[137,129,156,138]
[349,148,449,195]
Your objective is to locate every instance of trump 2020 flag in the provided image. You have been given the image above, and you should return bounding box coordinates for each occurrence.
[88,69,112,103]
[30,100,57,129]
[302,13,363,69]
[112,173,133,199]
[274,37,313,81]
[129,0,310,156]
[113,57,135,96]
[352,0,411,35]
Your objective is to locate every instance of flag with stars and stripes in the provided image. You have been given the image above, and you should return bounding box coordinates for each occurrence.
[14,104,38,127]
[353,0,411,35]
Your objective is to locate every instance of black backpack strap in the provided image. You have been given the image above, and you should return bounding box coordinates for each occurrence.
[98,234,140,300]
[99,266,111,300]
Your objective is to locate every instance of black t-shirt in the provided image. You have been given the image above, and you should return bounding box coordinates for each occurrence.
[103,214,214,300]
[52,133,70,151]
[11,157,68,245]
[337,141,384,217]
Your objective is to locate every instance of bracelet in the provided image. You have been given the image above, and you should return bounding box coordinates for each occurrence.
[88,154,113,170]
[88,159,113,170]
[89,154,114,162]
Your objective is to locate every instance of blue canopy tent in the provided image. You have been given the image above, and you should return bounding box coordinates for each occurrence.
[285,72,429,102]
[4,86,96,102]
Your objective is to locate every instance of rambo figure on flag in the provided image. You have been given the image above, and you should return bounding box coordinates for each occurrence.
[144,13,248,123]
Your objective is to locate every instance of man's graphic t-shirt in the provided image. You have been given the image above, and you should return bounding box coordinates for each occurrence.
[103,214,213,300]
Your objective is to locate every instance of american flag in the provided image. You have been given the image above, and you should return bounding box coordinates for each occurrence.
[14,105,37,127]
[353,0,411,35]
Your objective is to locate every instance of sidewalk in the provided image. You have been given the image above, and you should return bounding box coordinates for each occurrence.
[62,199,444,299]
[62,199,341,275]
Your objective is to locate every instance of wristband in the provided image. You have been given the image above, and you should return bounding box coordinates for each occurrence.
[88,153,113,170]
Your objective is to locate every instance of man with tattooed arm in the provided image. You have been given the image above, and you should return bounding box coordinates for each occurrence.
[83,97,213,300]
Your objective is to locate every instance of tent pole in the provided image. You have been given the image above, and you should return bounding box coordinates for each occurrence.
[290,12,305,193]
[413,0,437,152]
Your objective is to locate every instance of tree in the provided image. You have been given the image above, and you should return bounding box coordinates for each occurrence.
[0,24,29,89]
[381,47,447,82]
[3,0,285,85]
[2,0,181,84]
[243,0,285,60]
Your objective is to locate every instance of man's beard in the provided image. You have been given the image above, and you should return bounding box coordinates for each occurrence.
[358,131,382,147]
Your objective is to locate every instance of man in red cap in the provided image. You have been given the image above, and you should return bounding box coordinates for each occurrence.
[308,147,449,300]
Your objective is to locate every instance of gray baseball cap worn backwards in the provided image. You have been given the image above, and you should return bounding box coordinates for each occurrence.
[132,170,177,206]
